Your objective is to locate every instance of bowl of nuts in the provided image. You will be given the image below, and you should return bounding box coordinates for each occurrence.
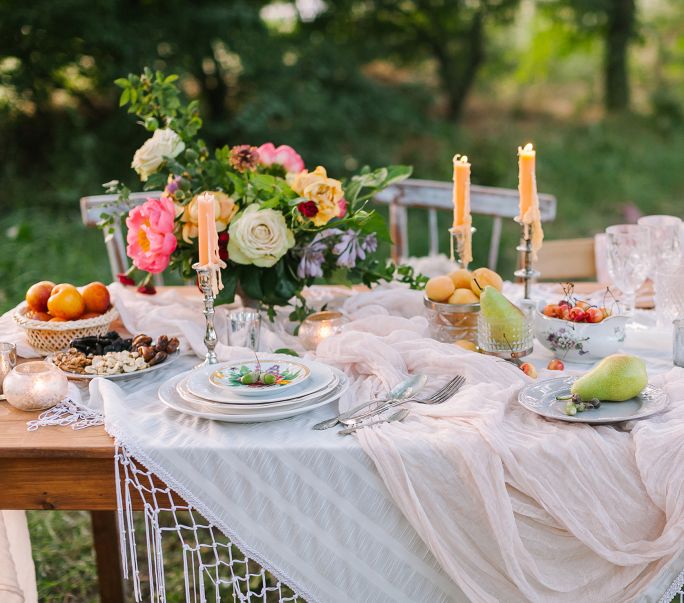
[49,331,180,379]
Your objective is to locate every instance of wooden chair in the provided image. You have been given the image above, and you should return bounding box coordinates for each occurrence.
[80,192,162,282]
[373,178,557,270]
[533,238,596,281]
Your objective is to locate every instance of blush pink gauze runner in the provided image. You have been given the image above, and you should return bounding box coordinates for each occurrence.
[313,300,684,603]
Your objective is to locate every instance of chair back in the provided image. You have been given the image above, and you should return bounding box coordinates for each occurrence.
[80,192,162,282]
[534,238,596,281]
[373,178,557,270]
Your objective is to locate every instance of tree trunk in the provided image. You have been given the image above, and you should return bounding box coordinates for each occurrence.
[435,10,484,121]
[604,0,635,112]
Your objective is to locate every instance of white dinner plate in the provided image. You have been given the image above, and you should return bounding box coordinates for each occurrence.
[187,356,334,404]
[209,358,310,395]
[47,349,182,381]
[177,372,340,411]
[518,376,669,424]
[159,371,348,423]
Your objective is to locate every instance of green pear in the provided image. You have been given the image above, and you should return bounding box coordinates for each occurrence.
[571,354,647,402]
[479,286,526,346]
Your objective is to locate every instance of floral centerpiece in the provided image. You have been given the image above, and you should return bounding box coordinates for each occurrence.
[101,69,424,320]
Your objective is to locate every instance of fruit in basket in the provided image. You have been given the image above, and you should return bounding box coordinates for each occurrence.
[26,281,55,312]
[425,275,455,302]
[448,288,479,305]
[448,268,472,290]
[570,354,647,402]
[26,310,52,321]
[479,286,526,345]
[470,268,503,297]
[49,317,68,322]
[47,284,85,320]
[81,282,111,314]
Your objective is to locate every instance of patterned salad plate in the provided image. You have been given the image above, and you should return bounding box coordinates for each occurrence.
[208,358,310,395]
[518,376,669,424]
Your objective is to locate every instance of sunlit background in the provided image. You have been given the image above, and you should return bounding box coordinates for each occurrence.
[2,0,684,598]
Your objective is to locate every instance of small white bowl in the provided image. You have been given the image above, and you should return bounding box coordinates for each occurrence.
[534,305,628,364]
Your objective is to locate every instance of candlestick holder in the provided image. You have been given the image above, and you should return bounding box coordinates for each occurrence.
[193,262,222,365]
[514,225,540,300]
[449,226,476,269]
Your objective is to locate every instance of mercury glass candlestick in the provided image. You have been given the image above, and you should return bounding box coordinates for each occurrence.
[193,262,221,365]
[674,319,684,368]
[299,311,348,350]
[3,361,68,411]
[514,226,540,300]
[0,342,17,395]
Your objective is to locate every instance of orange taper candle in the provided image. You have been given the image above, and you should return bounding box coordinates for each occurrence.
[452,154,471,228]
[197,192,218,266]
[518,143,536,223]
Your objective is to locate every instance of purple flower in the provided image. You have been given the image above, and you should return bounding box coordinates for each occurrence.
[333,230,376,269]
[297,229,341,279]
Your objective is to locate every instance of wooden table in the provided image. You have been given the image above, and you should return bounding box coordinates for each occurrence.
[0,281,653,603]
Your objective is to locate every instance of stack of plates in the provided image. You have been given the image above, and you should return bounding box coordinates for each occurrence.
[158,355,348,423]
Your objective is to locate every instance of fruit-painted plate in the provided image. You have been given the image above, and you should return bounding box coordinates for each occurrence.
[208,358,310,395]
[518,376,669,424]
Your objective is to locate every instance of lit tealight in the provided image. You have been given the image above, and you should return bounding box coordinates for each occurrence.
[299,311,348,350]
[3,361,68,412]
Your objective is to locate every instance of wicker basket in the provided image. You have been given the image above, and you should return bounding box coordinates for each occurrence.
[13,303,119,355]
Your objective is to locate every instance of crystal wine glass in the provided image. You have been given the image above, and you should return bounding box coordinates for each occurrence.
[637,215,682,272]
[605,224,651,317]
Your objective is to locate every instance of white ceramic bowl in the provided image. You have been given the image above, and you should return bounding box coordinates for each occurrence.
[534,305,628,364]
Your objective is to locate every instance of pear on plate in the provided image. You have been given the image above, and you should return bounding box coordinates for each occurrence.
[571,354,647,402]
[479,286,526,346]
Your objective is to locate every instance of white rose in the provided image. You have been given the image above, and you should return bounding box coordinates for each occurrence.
[131,128,185,181]
[228,205,295,268]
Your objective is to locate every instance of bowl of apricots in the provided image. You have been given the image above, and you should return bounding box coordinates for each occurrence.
[423,267,503,344]
[14,281,118,354]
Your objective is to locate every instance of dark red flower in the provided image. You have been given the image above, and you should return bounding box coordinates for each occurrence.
[298,200,318,218]
[137,283,157,295]
[117,273,135,286]
[218,231,230,262]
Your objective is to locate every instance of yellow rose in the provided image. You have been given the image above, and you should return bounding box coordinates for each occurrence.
[290,166,344,227]
[176,191,237,243]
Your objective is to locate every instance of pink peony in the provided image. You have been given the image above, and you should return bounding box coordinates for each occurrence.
[125,197,178,274]
[337,197,347,218]
[257,143,304,174]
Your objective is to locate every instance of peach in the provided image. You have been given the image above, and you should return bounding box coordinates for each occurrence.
[26,281,55,313]
[448,288,479,305]
[425,276,455,302]
[470,267,503,297]
[448,268,472,290]
[26,310,52,321]
[81,282,110,314]
[47,285,85,320]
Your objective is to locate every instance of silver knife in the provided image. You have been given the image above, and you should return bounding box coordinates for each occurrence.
[312,374,426,431]
[337,408,410,435]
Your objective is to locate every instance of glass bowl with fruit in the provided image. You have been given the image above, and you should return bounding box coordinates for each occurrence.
[534,296,628,364]
[423,267,503,345]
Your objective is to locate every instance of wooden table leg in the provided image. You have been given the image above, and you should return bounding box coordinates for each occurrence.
[90,510,125,603]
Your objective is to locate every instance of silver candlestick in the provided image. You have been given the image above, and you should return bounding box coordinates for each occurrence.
[449,226,476,269]
[514,226,540,300]
[193,262,220,365]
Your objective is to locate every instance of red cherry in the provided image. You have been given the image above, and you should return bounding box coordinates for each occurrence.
[558,300,572,308]
[543,304,561,318]
[586,307,604,323]
[568,307,587,322]
[547,359,565,371]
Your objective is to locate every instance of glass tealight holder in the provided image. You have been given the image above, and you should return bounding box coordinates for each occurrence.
[0,342,17,394]
[477,313,533,359]
[3,361,68,412]
[299,311,348,350]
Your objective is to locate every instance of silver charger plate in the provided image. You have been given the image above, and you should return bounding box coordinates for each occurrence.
[47,349,181,380]
[518,376,669,424]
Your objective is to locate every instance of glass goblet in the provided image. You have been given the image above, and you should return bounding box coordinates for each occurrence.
[605,224,651,317]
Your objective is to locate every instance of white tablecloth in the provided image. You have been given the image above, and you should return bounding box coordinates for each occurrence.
[2,281,684,603]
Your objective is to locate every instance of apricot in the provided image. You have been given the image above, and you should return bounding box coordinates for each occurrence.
[448,288,479,305]
[470,268,503,297]
[80,312,101,319]
[48,317,68,322]
[26,310,52,321]
[448,268,472,290]
[47,285,85,320]
[81,282,110,314]
[26,281,55,313]
[425,276,455,302]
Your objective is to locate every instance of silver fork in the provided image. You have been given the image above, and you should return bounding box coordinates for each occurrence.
[340,375,466,426]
